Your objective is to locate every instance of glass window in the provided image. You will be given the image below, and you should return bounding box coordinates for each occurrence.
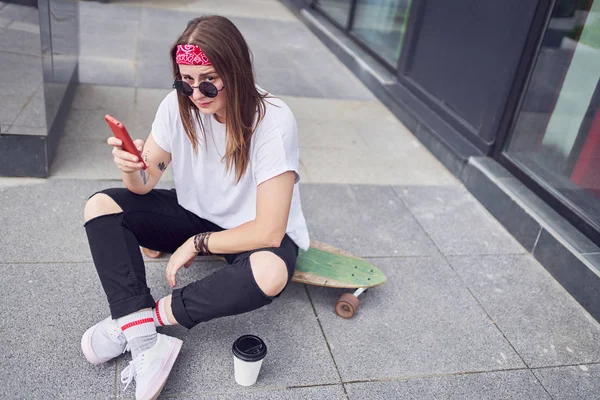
[505,0,600,229]
[314,0,353,28]
[350,0,412,65]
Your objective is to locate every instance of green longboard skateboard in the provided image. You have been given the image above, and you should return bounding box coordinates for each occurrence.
[293,240,387,319]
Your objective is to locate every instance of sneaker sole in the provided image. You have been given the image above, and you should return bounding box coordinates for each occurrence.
[81,324,106,365]
[140,338,183,400]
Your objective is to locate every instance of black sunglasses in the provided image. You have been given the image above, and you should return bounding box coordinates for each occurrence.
[173,80,225,98]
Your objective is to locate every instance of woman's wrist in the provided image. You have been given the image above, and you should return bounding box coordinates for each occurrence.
[192,232,213,255]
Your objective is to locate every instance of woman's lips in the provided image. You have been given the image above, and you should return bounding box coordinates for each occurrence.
[198,101,211,107]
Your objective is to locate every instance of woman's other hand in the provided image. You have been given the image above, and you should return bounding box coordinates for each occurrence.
[165,237,198,288]
[108,137,146,173]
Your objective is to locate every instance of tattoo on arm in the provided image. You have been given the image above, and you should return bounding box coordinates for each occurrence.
[139,152,150,184]
[158,161,167,171]
[140,169,149,185]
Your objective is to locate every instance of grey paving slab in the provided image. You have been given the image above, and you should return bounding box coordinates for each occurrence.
[533,364,600,399]
[300,144,457,186]
[51,134,174,181]
[308,257,524,382]
[281,96,386,122]
[253,40,373,100]
[113,261,339,397]
[66,89,160,141]
[139,6,193,39]
[72,84,136,112]
[79,0,142,21]
[252,46,300,73]
[230,17,321,53]
[138,37,173,60]
[0,263,116,399]
[256,67,324,98]
[79,12,139,36]
[79,31,138,60]
[296,118,368,149]
[296,54,375,102]
[300,184,436,257]
[62,108,128,140]
[394,186,525,255]
[0,180,119,263]
[447,254,600,367]
[51,137,118,178]
[0,16,9,28]
[184,0,297,21]
[78,56,135,87]
[345,370,550,399]
[135,58,173,89]
[166,385,346,399]
[135,87,171,113]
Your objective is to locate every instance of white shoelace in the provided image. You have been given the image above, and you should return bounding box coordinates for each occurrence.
[120,355,142,392]
[109,326,124,342]
[121,361,136,392]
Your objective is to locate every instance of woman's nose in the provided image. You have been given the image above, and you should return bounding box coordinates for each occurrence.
[192,86,204,101]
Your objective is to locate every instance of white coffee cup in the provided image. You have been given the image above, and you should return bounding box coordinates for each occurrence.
[232,335,267,386]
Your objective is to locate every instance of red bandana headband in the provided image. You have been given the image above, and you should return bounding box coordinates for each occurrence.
[176,44,211,66]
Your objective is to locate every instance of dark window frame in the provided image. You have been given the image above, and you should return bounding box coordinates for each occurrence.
[493,0,600,246]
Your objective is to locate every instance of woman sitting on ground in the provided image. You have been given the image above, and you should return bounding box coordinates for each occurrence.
[81,15,309,400]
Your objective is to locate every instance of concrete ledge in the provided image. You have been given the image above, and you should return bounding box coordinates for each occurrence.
[0,64,78,177]
[463,157,600,321]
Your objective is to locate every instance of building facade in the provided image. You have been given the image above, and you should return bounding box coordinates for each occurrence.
[284,0,600,320]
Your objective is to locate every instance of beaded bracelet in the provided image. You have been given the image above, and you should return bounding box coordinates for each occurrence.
[193,232,213,255]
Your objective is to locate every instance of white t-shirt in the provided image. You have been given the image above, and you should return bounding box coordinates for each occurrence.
[151,90,310,251]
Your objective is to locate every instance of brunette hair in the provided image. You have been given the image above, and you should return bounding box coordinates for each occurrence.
[170,15,267,183]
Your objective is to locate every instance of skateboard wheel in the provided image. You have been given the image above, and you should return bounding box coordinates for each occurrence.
[335,293,360,319]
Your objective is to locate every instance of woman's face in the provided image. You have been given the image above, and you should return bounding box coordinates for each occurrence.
[178,64,226,122]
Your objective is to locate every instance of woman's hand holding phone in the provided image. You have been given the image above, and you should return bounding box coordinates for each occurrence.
[108,137,146,173]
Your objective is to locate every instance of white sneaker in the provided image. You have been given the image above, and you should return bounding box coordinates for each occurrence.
[121,333,183,400]
[81,316,127,364]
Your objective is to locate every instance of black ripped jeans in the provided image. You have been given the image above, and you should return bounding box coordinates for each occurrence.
[84,188,298,329]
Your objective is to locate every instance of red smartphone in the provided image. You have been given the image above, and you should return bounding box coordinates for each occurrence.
[104,114,148,170]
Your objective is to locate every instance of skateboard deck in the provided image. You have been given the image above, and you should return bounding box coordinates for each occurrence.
[293,240,386,288]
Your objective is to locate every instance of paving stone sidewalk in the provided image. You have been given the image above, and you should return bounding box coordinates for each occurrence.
[1,1,600,399]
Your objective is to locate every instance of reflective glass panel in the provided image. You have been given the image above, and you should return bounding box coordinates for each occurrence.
[505,0,600,229]
[314,0,352,28]
[351,0,412,65]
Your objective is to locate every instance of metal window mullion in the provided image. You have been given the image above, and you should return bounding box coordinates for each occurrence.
[347,0,359,32]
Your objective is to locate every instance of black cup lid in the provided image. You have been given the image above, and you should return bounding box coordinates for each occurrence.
[232,335,267,362]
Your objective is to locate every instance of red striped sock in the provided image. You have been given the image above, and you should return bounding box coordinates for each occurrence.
[153,298,173,326]
[117,310,156,342]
